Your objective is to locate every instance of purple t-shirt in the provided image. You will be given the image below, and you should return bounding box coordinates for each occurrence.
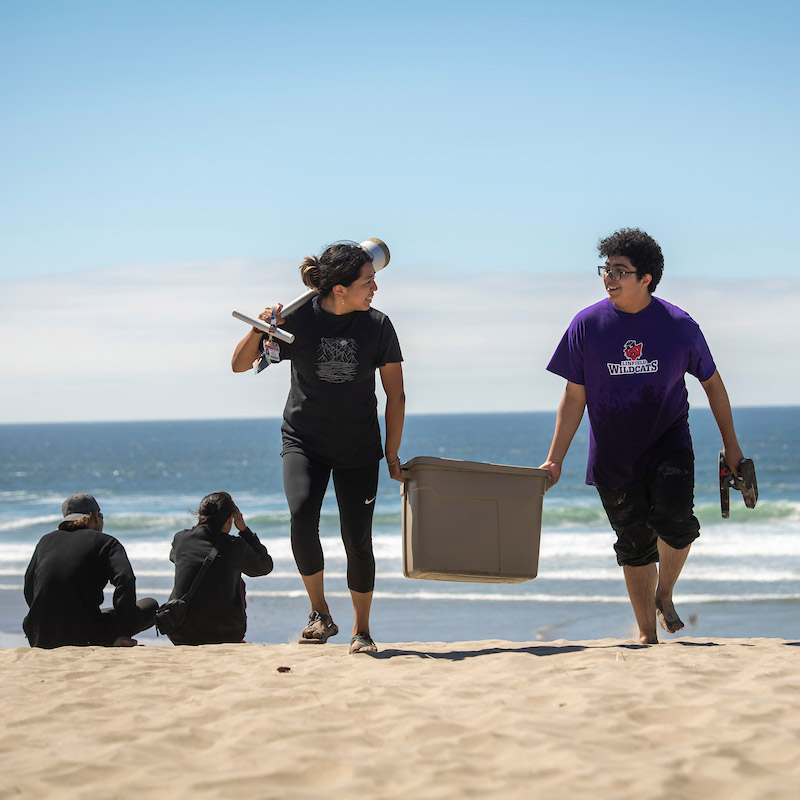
[547,297,716,488]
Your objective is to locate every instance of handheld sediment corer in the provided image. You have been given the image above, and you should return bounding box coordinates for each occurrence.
[719,451,758,518]
[232,238,391,345]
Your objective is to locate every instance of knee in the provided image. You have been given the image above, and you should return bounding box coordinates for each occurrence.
[136,597,158,633]
[290,497,322,525]
[342,527,372,554]
[656,527,700,551]
[139,597,159,615]
[615,543,659,567]
[649,511,700,551]
[613,519,659,566]
[342,532,374,572]
[342,536,375,582]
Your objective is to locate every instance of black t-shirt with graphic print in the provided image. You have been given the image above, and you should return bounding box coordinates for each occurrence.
[272,296,403,468]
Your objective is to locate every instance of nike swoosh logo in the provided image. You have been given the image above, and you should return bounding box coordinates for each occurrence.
[364,496,376,505]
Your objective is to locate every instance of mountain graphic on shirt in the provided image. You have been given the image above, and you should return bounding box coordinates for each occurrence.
[316,337,359,383]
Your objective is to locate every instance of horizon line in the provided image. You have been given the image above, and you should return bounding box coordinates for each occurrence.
[1,404,797,427]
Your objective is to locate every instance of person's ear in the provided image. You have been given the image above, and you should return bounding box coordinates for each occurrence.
[332,284,346,304]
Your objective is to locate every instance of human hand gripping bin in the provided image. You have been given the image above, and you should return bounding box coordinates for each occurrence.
[400,457,550,583]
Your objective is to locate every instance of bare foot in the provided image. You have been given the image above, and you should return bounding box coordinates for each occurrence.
[639,630,659,645]
[112,637,138,647]
[655,599,684,634]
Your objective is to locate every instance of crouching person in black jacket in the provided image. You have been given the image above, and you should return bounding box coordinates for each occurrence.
[166,492,273,645]
[24,493,158,648]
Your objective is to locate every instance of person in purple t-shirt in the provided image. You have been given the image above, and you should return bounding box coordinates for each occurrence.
[540,228,745,644]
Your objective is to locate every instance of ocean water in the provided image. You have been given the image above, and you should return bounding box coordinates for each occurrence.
[1,408,798,647]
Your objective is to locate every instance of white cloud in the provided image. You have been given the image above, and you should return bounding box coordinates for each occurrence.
[0,261,797,423]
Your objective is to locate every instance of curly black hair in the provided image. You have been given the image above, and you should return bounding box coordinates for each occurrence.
[299,241,371,296]
[598,228,663,292]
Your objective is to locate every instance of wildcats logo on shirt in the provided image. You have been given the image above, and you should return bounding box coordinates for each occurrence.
[607,339,659,376]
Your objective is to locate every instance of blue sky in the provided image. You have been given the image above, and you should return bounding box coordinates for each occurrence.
[1,1,798,422]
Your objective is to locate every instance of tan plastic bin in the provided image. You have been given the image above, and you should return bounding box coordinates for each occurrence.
[401,457,549,583]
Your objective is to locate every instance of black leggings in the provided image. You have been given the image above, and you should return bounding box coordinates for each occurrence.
[283,451,379,594]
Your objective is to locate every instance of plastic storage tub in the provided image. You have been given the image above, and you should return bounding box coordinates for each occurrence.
[401,457,549,583]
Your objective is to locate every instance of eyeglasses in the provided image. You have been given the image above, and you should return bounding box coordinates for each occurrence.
[597,265,638,281]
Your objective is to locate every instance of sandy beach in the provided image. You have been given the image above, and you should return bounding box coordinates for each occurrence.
[1,637,799,799]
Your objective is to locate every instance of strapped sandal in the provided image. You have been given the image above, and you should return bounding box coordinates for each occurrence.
[719,451,758,518]
[349,632,378,654]
[298,610,338,644]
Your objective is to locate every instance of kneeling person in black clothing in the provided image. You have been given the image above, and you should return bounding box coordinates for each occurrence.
[23,493,158,648]
[167,492,273,645]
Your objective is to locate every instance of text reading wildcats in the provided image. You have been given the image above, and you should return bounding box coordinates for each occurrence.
[607,340,659,376]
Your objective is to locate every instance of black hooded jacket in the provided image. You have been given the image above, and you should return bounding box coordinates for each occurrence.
[167,523,273,645]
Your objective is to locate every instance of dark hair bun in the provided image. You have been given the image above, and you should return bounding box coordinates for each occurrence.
[196,491,236,529]
[300,256,322,290]
[297,242,368,297]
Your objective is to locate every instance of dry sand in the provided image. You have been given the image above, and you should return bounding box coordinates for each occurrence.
[1,637,799,799]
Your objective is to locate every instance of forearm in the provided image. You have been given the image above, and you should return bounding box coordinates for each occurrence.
[107,543,138,623]
[384,392,406,461]
[111,575,138,633]
[238,529,274,577]
[24,556,36,606]
[231,329,263,373]
[545,385,586,465]
[702,371,741,451]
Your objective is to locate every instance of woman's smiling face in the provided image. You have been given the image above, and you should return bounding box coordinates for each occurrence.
[340,262,377,312]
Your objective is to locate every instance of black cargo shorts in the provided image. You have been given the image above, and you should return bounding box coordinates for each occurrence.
[596,448,700,567]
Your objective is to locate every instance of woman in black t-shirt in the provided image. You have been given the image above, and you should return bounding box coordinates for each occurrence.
[232,242,406,654]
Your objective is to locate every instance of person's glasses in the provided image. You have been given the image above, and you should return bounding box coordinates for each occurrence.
[597,265,638,281]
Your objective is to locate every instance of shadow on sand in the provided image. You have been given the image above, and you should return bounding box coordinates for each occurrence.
[370,641,651,661]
